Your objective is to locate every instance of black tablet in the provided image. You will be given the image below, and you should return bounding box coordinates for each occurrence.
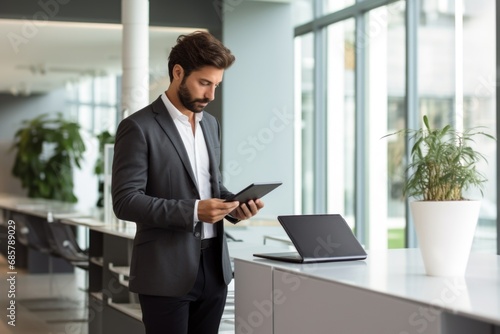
[225,182,282,202]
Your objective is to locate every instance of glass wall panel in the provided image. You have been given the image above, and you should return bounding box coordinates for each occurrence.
[293,0,314,26]
[418,0,455,124]
[326,18,356,229]
[77,105,93,132]
[462,0,497,252]
[94,75,117,105]
[323,0,355,15]
[94,107,117,134]
[419,0,497,253]
[66,75,119,135]
[295,33,315,213]
[366,1,406,249]
[294,0,497,251]
[78,78,93,104]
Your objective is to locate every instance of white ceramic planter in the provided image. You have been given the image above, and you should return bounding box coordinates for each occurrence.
[410,200,481,277]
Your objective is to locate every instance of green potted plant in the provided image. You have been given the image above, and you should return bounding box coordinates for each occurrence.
[388,115,494,276]
[10,113,86,203]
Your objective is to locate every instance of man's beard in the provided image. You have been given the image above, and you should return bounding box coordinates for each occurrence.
[178,79,210,113]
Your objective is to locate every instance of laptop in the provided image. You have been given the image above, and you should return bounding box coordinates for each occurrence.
[253,214,367,263]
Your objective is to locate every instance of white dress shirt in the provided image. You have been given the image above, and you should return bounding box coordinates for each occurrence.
[161,93,216,239]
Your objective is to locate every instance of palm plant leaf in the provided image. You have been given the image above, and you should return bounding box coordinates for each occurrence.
[386,115,495,201]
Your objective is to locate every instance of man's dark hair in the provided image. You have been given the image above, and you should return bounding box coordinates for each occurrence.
[168,31,235,82]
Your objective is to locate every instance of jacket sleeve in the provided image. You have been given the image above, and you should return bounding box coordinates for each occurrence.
[111,116,196,232]
[212,116,234,200]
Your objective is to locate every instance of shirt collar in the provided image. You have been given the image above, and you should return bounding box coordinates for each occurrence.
[161,92,203,124]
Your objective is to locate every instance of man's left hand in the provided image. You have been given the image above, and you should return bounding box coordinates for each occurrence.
[229,199,264,221]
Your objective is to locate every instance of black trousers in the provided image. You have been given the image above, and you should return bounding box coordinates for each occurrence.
[138,243,228,334]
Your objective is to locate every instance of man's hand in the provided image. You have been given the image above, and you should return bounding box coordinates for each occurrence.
[229,199,264,221]
[198,199,240,223]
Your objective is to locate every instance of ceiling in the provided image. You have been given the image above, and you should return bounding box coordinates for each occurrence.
[0,19,202,95]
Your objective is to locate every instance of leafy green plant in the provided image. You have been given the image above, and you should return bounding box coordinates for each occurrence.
[386,115,495,201]
[10,113,86,202]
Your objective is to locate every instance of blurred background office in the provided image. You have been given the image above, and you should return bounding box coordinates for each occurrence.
[0,0,497,254]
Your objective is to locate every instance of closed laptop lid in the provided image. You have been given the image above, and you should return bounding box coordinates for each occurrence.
[278,214,366,260]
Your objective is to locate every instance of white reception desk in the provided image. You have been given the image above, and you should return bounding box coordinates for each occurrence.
[234,249,500,334]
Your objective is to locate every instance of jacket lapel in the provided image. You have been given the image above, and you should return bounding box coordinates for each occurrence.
[200,119,224,233]
[151,97,198,191]
[200,120,220,198]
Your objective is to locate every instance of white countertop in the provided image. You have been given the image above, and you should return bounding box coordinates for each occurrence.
[0,194,297,243]
[234,248,500,326]
[3,193,499,325]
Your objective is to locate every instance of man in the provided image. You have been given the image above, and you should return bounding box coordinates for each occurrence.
[112,31,264,334]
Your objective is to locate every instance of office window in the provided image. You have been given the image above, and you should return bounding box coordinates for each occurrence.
[325,19,356,227]
[366,2,406,249]
[323,0,355,15]
[77,104,93,132]
[417,0,497,253]
[66,75,119,136]
[94,75,117,105]
[294,0,497,251]
[293,0,314,26]
[295,33,315,213]
[78,78,93,104]
[94,106,117,134]
[462,0,496,252]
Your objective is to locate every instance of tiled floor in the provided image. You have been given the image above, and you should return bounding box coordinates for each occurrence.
[0,256,235,334]
[0,255,88,334]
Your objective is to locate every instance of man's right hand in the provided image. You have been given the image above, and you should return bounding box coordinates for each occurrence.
[198,199,240,224]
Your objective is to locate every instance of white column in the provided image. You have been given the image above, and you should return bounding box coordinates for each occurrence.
[121,0,149,118]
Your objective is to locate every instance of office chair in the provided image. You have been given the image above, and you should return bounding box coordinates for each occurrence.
[12,212,64,287]
[13,212,53,256]
[43,221,89,270]
[43,220,90,324]
[10,212,77,313]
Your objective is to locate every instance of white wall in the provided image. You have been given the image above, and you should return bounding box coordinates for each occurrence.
[222,1,295,219]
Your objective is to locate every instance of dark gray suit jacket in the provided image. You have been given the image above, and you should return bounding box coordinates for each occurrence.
[112,96,234,297]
